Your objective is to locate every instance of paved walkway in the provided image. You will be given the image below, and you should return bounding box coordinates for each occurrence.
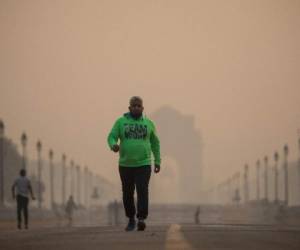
[1,223,300,250]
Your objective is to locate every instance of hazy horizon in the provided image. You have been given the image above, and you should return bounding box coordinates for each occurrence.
[1,0,300,201]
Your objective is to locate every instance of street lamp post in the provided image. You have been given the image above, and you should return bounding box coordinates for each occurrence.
[76,165,81,206]
[49,149,54,210]
[97,174,102,202]
[298,137,300,203]
[232,172,241,205]
[87,167,91,207]
[84,166,88,207]
[264,156,269,202]
[216,184,221,205]
[283,145,289,206]
[70,160,74,197]
[274,151,279,204]
[89,171,93,208]
[236,172,241,195]
[256,160,261,201]
[228,177,233,204]
[244,164,249,204]
[36,140,42,209]
[62,154,66,206]
[222,182,226,204]
[219,183,223,204]
[237,172,241,204]
[0,120,5,207]
[21,132,27,170]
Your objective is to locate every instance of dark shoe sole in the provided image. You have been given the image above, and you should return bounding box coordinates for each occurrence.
[125,220,136,231]
[125,226,135,231]
[137,221,146,231]
[125,225,136,231]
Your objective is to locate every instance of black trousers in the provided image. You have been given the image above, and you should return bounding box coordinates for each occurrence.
[17,195,29,226]
[119,166,151,220]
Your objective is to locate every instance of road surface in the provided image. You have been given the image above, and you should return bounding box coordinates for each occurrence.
[1,223,300,250]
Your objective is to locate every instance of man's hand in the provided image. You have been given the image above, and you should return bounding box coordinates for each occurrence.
[112,144,120,153]
[154,164,160,173]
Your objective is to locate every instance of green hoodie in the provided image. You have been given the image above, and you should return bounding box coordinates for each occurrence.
[107,113,161,167]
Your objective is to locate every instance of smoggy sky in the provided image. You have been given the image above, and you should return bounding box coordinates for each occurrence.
[1,0,300,188]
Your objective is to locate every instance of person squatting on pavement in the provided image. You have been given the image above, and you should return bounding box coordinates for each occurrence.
[107,96,161,231]
[11,169,35,230]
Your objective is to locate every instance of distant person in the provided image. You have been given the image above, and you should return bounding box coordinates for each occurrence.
[53,203,63,227]
[194,206,201,224]
[107,201,113,225]
[108,96,161,231]
[12,169,35,230]
[113,199,120,226]
[65,195,77,226]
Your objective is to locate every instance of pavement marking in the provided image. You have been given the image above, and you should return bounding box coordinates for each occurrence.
[165,224,196,250]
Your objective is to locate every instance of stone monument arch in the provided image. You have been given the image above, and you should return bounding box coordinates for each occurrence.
[149,106,203,203]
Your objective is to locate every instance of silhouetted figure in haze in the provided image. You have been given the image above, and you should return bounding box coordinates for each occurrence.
[12,169,35,230]
[113,200,120,225]
[108,96,161,231]
[107,201,113,225]
[107,200,121,226]
[194,206,201,224]
[65,195,77,227]
[53,203,63,227]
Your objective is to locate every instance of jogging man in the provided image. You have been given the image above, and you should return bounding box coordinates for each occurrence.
[108,96,161,231]
[12,169,35,229]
